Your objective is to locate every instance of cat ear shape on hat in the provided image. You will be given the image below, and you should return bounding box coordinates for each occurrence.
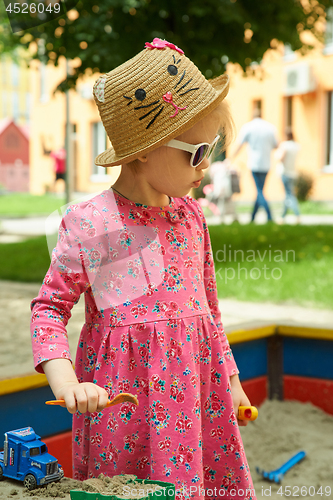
[93,75,107,103]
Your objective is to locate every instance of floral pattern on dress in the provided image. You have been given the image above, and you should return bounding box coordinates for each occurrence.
[30,190,255,499]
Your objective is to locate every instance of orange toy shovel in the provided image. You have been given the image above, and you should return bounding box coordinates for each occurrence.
[45,392,139,408]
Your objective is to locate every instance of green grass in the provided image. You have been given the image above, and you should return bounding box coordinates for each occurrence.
[209,223,333,308]
[298,200,333,215]
[0,224,332,308]
[231,200,333,215]
[0,193,66,217]
[0,236,50,282]
[1,193,333,218]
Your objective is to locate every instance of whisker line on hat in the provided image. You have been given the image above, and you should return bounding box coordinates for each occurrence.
[139,104,163,121]
[179,87,200,96]
[174,70,186,89]
[146,107,164,129]
[134,100,160,110]
[123,96,133,106]
[176,78,193,93]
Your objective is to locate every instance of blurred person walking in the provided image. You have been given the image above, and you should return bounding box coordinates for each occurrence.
[42,137,66,192]
[276,128,301,224]
[231,109,278,222]
[208,159,239,222]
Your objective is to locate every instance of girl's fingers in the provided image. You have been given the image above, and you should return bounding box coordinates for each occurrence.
[63,393,81,414]
[237,419,249,427]
[81,384,109,413]
[60,383,109,414]
[96,389,110,411]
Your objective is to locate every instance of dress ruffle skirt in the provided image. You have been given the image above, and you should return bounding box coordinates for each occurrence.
[73,315,255,499]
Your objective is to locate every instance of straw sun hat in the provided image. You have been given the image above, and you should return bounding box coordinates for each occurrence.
[93,38,229,167]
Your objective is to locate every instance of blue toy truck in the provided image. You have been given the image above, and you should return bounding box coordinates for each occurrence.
[0,427,64,490]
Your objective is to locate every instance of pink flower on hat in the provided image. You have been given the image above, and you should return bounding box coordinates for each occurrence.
[145,38,184,55]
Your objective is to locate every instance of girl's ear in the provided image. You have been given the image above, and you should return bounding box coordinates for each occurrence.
[137,156,148,163]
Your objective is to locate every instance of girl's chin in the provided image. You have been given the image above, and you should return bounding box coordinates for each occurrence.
[170,188,192,199]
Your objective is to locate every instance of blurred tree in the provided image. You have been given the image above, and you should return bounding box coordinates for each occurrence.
[1,0,333,90]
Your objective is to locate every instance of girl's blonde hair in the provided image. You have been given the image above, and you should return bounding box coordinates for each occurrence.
[215,99,236,154]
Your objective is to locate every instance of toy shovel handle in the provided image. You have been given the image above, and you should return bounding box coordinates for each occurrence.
[238,406,258,421]
[45,392,138,408]
[278,451,306,475]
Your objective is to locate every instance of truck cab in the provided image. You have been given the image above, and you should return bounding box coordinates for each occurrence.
[0,427,63,490]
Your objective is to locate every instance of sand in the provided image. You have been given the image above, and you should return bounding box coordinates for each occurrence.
[0,474,165,499]
[0,280,85,380]
[0,400,332,499]
[240,399,333,499]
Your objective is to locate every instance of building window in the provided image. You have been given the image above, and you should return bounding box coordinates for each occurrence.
[2,90,7,117]
[91,122,109,180]
[325,91,333,169]
[25,92,32,122]
[6,133,20,149]
[323,7,333,54]
[11,62,19,87]
[1,56,7,86]
[283,44,296,62]
[253,99,262,117]
[39,63,48,103]
[285,96,293,129]
[12,92,19,121]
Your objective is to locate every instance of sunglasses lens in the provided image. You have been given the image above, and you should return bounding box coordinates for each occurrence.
[193,144,209,166]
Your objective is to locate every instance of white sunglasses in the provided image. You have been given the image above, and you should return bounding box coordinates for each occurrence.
[165,134,220,167]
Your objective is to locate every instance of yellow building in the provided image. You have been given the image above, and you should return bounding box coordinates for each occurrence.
[29,57,119,195]
[226,29,333,202]
[0,54,31,126]
[28,28,333,201]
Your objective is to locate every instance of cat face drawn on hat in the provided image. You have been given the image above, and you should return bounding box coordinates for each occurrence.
[122,53,200,129]
[93,39,202,131]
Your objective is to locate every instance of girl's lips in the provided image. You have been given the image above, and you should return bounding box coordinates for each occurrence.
[193,178,203,187]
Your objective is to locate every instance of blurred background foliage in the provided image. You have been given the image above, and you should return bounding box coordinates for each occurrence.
[1,0,333,90]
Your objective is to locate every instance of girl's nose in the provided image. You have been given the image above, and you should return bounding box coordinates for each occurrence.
[197,157,210,171]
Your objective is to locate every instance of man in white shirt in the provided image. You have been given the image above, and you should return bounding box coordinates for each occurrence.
[232,109,279,222]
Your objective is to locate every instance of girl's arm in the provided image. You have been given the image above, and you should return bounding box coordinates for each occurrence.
[31,202,109,413]
[230,373,251,427]
[41,359,109,414]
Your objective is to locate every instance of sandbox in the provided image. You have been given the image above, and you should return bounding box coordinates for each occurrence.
[0,400,332,500]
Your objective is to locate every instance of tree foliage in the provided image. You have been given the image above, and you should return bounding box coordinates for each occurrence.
[1,0,333,90]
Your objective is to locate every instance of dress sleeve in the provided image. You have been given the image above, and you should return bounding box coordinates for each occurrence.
[196,201,239,377]
[30,201,107,373]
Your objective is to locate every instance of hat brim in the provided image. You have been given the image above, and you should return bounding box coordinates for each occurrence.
[95,74,229,167]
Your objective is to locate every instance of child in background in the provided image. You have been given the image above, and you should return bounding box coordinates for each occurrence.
[276,128,301,224]
[30,39,256,499]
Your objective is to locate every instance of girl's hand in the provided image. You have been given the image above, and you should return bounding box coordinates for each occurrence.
[41,358,109,414]
[229,374,252,427]
[56,381,109,414]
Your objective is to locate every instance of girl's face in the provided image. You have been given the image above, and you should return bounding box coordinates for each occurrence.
[140,108,222,199]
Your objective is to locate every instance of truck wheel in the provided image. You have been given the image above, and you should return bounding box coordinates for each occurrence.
[24,474,37,490]
[0,465,3,480]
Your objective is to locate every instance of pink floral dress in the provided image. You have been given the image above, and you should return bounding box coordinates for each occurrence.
[30,189,256,500]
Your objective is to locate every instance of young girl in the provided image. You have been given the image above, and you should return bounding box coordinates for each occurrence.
[31,38,256,500]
